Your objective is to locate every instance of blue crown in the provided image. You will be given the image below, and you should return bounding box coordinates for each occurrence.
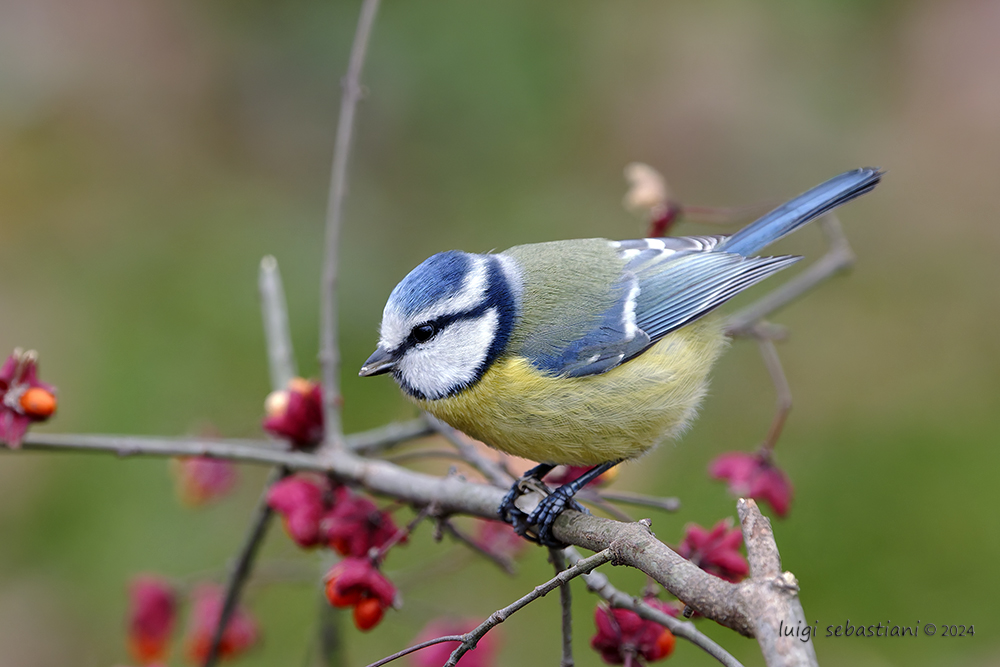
[388,250,472,316]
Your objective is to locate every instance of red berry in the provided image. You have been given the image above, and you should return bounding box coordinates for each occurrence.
[325,576,361,608]
[652,629,676,660]
[353,597,384,631]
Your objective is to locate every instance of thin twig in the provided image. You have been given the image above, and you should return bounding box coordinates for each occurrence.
[425,415,512,487]
[438,518,516,575]
[383,449,471,465]
[576,492,635,523]
[756,334,792,454]
[595,490,681,513]
[319,0,381,453]
[566,546,745,667]
[550,548,574,667]
[364,635,465,667]
[371,505,431,564]
[725,213,854,336]
[204,466,289,667]
[349,418,433,455]
[443,549,615,667]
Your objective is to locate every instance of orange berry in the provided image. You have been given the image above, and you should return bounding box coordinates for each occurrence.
[19,387,56,419]
[128,635,168,664]
[352,597,384,631]
[653,629,676,660]
[288,377,315,394]
[324,577,361,608]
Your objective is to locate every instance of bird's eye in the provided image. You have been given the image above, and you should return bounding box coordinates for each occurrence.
[411,323,437,343]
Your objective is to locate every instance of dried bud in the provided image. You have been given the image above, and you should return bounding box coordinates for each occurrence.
[675,519,749,583]
[263,377,324,447]
[321,492,401,558]
[0,349,57,448]
[266,475,330,548]
[591,601,675,665]
[709,451,793,517]
[126,575,176,665]
[623,163,671,215]
[171,457,237,507]
[184,584,259,662]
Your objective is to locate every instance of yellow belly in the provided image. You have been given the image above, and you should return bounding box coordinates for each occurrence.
[413,317,727,465]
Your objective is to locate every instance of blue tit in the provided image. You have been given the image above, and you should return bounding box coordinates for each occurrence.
[360,168,882,545]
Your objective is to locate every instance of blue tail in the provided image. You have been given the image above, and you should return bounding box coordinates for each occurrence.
[716,168,882,257]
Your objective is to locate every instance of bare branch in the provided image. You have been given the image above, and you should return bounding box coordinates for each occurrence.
[364,635,465,667]
[437,519,516,575]
[738,499,817,667]
[203,466,288,667]
[349,418,434,455]
[426,415,512,487]
[550,548,574,667]
[13,432,784,640]
[371,505,431,564]
[756,334,792,454]
[443,549,614,667]
[18,419,430,465]
[591,490,681,513]
[319,0,381,453]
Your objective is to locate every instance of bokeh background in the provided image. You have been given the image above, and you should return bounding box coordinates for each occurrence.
[2,0,999,665]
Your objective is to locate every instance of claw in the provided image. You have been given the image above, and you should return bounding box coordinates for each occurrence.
[497,461,621,547]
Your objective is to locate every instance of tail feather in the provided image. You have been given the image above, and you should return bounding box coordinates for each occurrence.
[716,168,883,257]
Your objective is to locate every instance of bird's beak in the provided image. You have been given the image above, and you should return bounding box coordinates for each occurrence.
[359,347,396,377]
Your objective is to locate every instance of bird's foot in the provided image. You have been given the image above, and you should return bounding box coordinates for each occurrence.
[498,460,623,547]
[524,485,589,548]
[497,464,588,548]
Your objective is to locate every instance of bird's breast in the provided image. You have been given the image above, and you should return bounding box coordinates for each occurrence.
[412,317,727,465]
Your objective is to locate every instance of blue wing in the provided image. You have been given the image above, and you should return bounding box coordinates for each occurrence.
[717,167,881,256]
[536,237,799,378]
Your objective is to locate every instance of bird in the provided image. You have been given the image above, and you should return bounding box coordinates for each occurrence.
[359,167,882,546]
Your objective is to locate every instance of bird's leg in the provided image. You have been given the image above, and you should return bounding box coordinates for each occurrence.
[497,463,555,533]
[528,461,622,548]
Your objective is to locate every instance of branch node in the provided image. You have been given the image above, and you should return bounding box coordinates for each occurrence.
[773,571,800,593]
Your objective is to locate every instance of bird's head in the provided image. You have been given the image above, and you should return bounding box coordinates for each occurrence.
[360,251,519,400]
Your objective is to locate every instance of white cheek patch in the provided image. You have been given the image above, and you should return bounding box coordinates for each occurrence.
[378,256,490,352]
[397,308,498,400]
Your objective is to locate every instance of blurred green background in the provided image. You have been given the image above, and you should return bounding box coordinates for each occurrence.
[2,0,999,665]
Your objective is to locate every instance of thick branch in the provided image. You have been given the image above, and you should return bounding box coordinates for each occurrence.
[12,430,772,638]
[737,499,817,667]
